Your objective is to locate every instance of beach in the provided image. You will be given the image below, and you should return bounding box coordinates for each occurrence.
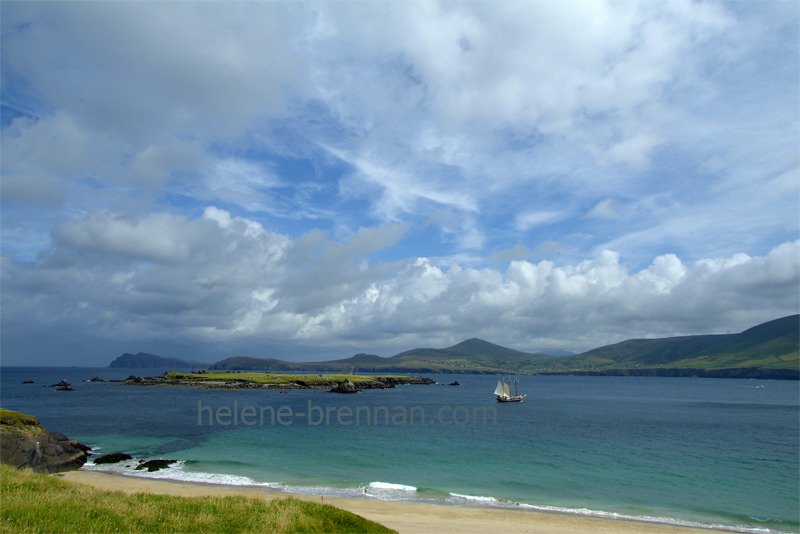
[61,470,716,534]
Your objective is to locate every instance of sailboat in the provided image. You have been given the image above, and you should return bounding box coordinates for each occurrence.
[494,375,526,402]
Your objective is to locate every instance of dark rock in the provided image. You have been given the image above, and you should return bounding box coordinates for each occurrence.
[94,452,133,464]
[449,381,461,386]
[0,409,90,473]
[21,380,34,384]
[330,378,360,393]
[73,441,93,455]
[89,377,105,382]
[135,459,177,472]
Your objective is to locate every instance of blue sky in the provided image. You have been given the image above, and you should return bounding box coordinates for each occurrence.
[1,1,798,366]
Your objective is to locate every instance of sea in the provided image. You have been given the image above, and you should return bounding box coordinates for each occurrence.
[1,367,798,534]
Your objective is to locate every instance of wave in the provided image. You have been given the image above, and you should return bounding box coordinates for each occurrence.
[82,461,792,534]
[444,493,787,534]
[83,458,278,488]
[449,492,501,504]
[492,502,780,534]
[367,481,417,492]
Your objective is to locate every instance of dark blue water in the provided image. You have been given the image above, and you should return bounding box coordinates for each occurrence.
[2,367,798,533]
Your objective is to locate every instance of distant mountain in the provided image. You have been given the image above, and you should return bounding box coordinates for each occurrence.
[111,315,799,379]
[380,338,553,372]
[544,315,799,378]
[209,357,304,371]
[108,353,207,369]
[201,339,549,373]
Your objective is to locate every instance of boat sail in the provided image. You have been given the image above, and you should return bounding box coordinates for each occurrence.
[494,375,526,402]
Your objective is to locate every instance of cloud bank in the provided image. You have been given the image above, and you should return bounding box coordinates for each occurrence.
[2,206,797,364]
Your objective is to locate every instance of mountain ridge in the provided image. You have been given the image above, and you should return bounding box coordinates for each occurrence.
[111,315,799,378]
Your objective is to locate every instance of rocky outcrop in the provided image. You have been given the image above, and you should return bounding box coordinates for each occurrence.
[135,459,177,472]
[94,452,133,464]
[0,409,90,473]
[47,379,75,391]
[330,379,359,393]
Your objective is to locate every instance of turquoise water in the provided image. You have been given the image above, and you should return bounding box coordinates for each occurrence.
[2,367,798,533]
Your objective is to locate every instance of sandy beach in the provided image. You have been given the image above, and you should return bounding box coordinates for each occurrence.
[61,470,719,534]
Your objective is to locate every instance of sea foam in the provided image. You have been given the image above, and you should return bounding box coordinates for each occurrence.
[83,458,277,488]
[367,481,417,492]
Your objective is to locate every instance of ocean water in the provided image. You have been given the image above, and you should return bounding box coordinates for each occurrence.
[1,367,798,533]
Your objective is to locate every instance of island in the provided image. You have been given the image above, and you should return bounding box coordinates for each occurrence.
[123,371,435,390]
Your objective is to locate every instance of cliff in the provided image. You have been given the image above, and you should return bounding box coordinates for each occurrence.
[0,409,91,473]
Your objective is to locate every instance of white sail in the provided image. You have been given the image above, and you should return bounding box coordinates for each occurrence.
[502,381,511,397]
[494,380,505,396]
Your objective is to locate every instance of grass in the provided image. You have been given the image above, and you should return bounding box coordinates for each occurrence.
[0,408,41,429]
[0,464,394,534]
[165,372,407,386]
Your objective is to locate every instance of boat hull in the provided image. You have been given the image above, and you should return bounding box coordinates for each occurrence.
[496,395,526,402]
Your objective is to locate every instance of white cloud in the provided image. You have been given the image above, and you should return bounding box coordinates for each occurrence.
[197,158,283,212]
[53,212,194,263]
[587,199,618,219]
[4,204,796,364]
[603,133,662,168]
[515,211,566,231]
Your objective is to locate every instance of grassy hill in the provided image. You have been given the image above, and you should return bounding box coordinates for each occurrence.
[550,315,798,375]
[111,316,799,379]
[208,339,551,373]
[0,464,393,533]
[377,338,553,372]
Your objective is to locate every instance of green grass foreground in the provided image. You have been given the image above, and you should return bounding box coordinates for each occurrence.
[0,465,395,534]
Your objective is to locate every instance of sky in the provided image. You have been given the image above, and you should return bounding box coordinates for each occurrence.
[1,1,798,366]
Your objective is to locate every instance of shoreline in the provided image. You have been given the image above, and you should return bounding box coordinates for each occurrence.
[61,469,725,534]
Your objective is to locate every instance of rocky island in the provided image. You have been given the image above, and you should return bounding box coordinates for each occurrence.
[123,371,436,390]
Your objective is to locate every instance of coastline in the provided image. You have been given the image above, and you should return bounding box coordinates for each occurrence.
[61,470,720,534]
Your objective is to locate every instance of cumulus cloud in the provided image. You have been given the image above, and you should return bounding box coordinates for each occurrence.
[2,203,796,364]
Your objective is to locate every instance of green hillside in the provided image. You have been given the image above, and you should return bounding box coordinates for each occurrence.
[110,316,799,379]
[553,315,799,373]
[381,338,552,372]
